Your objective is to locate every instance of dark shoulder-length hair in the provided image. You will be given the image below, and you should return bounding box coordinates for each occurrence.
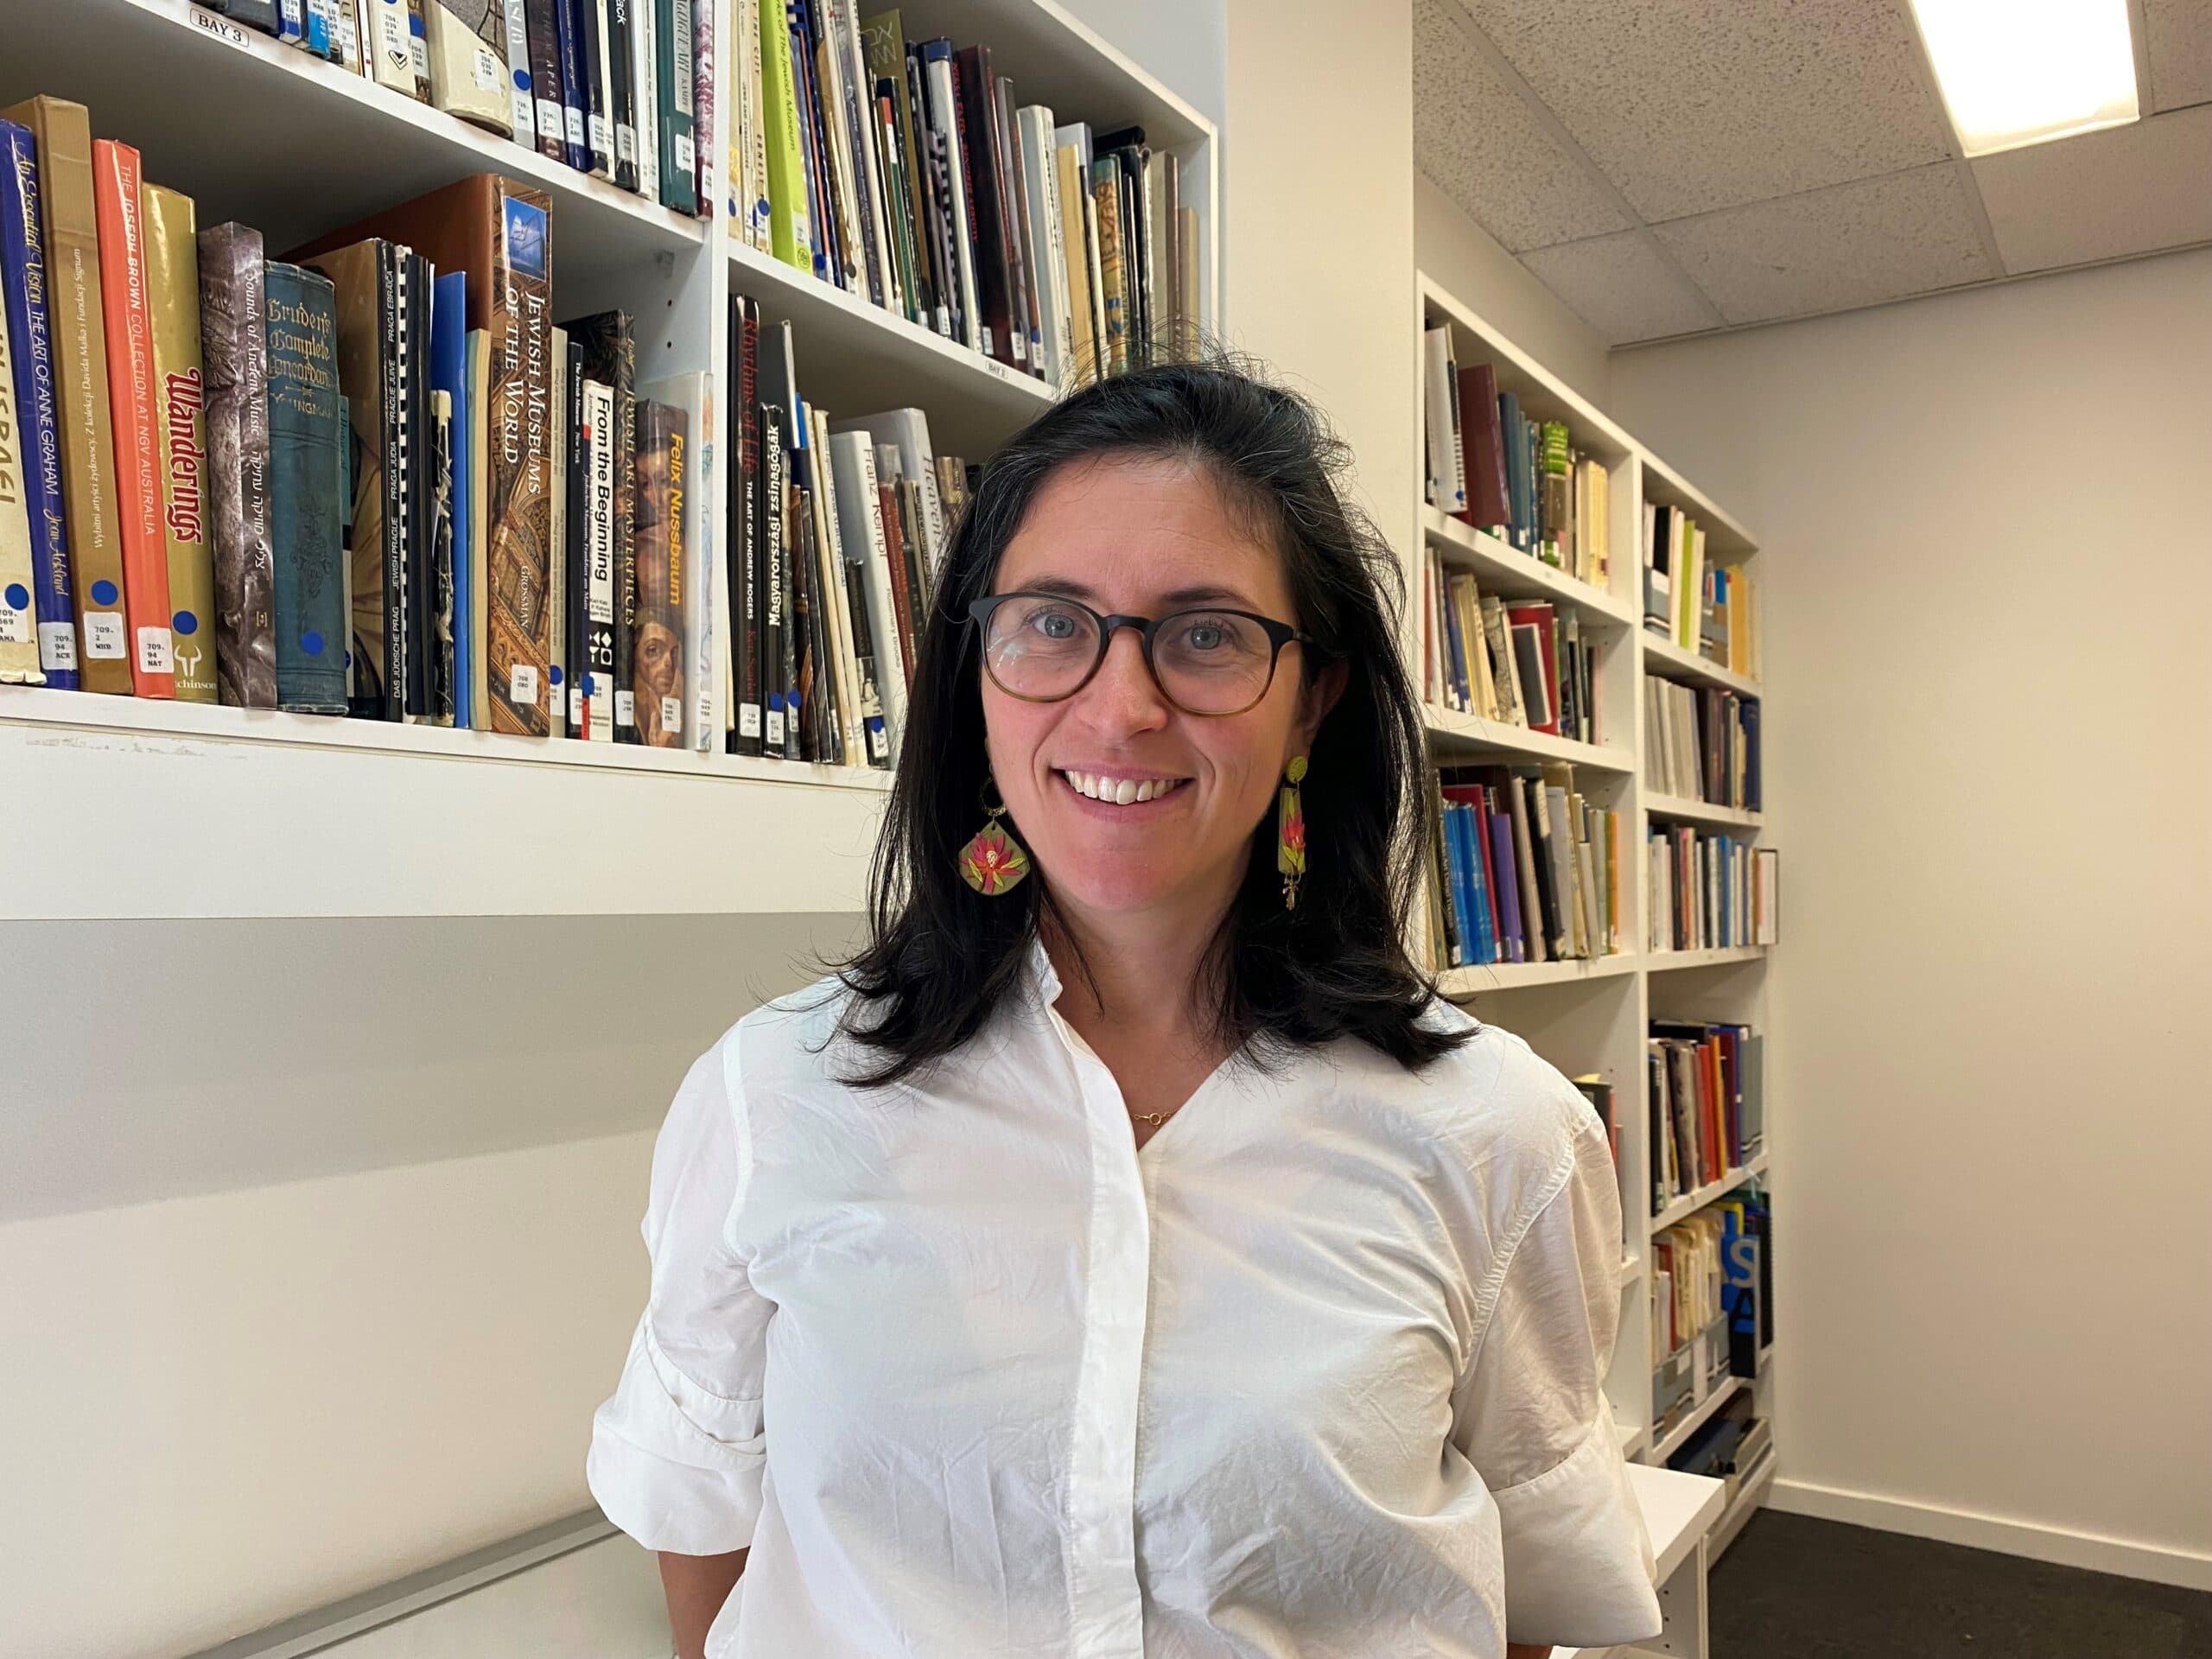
[836,355,1468,1084]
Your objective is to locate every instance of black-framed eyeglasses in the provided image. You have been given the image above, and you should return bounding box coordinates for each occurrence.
[967,591,1314,717]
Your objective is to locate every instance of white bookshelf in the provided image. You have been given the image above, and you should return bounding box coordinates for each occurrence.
[1411,274,1777,1548]
[0,0,1219,925]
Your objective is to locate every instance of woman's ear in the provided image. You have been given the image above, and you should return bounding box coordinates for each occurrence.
[1294,658,1350,753]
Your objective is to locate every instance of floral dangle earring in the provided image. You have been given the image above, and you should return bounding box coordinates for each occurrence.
[1277,754,1308,911]
[959,778,1032,895]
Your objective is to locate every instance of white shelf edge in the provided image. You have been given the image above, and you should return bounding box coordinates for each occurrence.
[1419,272,1640,465]
[1437,952,1639,995]
[1649,1151,1769,1233]
[1425,706,1635,774]
[1651,1373,1745,1464]
[1643,791,1763,831]
[0,685,896,794]
[1421,506,1636,626]
[1641,631,1763,698]
[1646,944,1769,972]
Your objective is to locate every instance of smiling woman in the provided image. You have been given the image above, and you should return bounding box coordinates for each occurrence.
[585,360,1665,1659]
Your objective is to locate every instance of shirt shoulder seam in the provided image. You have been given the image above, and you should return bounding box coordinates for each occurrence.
[1458,1125,1582,1382]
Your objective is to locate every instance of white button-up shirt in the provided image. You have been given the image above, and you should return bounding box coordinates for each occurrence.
[587,943,1662,1657]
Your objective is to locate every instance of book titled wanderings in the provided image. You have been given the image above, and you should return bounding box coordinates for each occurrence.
[262,262,347,713]
[141,183,218,703]
[294,175,556,734]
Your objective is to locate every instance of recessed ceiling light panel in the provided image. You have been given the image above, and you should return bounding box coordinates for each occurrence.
[1910,0,2141,157]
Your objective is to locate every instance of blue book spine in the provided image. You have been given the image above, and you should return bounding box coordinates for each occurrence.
[263,263,347,713]
[1440,804,1475,969]
[430,271,469,728]
[794,4,836,282]
[1462,806,1497,965]
[0,122,77,689]
[554,0,592,170]
[1486,798,1525,963]
[1437,571,1466,711]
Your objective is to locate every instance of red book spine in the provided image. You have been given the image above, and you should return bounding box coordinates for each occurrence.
[92,140,173,697]
[1504,600,1560,736]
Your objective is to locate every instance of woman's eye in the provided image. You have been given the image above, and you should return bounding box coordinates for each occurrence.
[1029,609,1078,639]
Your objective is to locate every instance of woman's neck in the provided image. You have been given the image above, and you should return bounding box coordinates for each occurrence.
[1040,891,1230,1057]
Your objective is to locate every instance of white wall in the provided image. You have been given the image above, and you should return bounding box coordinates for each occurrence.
[1611,248,2212,1583]
[1414,173,1611,409]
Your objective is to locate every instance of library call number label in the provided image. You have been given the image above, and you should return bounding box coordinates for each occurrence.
[189,9,253,50]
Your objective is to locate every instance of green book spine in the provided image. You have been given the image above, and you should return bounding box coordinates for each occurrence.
[263,262,346,712]
[657,0,699,214]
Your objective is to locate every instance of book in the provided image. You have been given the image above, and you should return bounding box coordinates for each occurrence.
[1052,138,1096,385]
[0,267,35,683]
[366,0,423,99]
[521,0,569,163]
[504,0,537,145]
[946,48,1016,369]
[562,310,635,740]
[195,223,276,708]
[429,269,471,726]
[758,0,811,271]
[918,41,978,353]
[140,183,216,703]
[656,0,699,213]
[551,0,591,170]
[202,0,283,31]
[465,327,491,724]
[989,74,1034,374]
[263,262,346,713]
[424,0,515,136]
[297,175,556,735]
[1421,324,1462,516]
[1456,363,1510,531]
[1090,157,1126,374]
[546,326,570,729]
[0,118,76,687]
[303,238,404,718]
[579,374,615,739]
[633,0,659,202]
[691,0,715,212]
[734,0,772,246]
[825,429,899,754]
[643,370,712,749]
[725,294,762,753]
[92,142,175,697]
[607,0,640,192]
[3,98,131,694]
[1016,105,1071,390]
[571,0,613,179]
[757,398,788,753]
[631,396,684,746]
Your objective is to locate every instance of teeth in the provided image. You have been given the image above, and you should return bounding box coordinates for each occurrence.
[1061,771,1181,804]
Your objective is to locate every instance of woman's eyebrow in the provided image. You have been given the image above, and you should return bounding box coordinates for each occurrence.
[1014,576,1261,610]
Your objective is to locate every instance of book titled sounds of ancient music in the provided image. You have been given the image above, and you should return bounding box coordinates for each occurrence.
[294,175,555,735]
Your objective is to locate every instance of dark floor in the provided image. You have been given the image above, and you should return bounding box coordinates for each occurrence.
[1709,1511,2212,1659]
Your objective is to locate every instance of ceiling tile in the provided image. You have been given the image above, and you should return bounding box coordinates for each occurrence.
[1519,232,1718,344]
[1412,0,1631,251]
[1974,104,2212,272]
[2144,0,2212,112]
[1653,165,1995,324]
[1457,0,1955,221]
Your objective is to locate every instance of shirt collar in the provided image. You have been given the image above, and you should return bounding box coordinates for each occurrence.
[1025,932,1064,1007]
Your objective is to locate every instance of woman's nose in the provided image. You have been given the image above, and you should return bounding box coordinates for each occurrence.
[1075,626,1173,733]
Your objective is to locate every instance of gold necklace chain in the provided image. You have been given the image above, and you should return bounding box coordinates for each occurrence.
[1132,1110,1170,1128]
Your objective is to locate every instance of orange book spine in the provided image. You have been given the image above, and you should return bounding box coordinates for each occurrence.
[92,139,173,696]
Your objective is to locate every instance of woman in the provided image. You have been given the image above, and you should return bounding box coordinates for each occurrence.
[587,361,1662,1659]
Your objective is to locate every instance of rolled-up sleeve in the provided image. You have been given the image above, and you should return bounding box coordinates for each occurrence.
[1454,1110,1662,1649]
[587,1033,774,1556]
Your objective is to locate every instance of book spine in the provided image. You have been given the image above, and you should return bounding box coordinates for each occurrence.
[728,296,761,753]
[758,401,786,753]
[692,0,715,214]
[486,184,555,734]
[742,0,772,249]
[552,0,591,169]
[607,0,639,192]
[582,376,615,739]
[0,120,77,688]
[16,100,132,692]
[758,0,810,270]
[367,0,422,98]
[557,333,582,733]
[0,257,35,683]
[504,0,537,143]
[990,77,1033,373]
[633,0,659,200]
[92,142,175,697]
[424,0,515,137]
[920,46,978,352]
[912,54,957,338]
[1091,161,1126,375]
[657,0,698,213]
[205,0,285,31]
[522,0,570,163]
[262,263,346,713]
[194,224,275,707]
[575,0,613,177]
[630,397,682,746]
[140,184,216,702]
[407,0,437,99]
[428,385,456,722]
[826,0,885,307]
